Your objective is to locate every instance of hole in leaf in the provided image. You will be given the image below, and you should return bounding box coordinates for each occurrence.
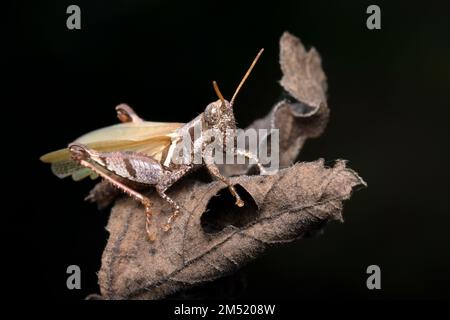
[201,185,258,234]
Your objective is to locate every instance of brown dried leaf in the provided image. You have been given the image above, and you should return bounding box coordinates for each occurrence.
[92,32,365,300]
[279,31,328,108]
[98,160,365,299]
[222,32,329,176]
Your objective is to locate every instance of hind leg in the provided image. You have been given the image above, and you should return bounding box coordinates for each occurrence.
[69,144,157,241]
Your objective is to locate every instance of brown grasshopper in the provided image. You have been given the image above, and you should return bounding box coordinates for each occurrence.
[41,49,266,240]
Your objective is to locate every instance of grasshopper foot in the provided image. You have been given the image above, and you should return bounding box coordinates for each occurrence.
[162,209,180,232]
[235,198,245,207]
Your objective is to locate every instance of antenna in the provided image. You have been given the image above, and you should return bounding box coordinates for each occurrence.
[230,48,264,107]
[212,80,226,105]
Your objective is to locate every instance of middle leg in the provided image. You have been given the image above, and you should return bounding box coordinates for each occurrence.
[156,164,193,231]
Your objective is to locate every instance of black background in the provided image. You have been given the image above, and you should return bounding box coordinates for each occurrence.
[5,0,450,300]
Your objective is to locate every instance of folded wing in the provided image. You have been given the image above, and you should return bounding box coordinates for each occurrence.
[40,121,184,181]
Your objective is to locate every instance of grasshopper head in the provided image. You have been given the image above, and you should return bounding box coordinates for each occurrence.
[204,49,263,136]
[204,99,236,132]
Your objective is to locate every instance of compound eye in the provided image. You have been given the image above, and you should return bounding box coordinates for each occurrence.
[205,103,219,124]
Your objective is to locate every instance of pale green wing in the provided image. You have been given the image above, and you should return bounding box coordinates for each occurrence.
[41,121,183,181]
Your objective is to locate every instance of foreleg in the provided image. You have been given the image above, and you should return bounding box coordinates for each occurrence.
[234,148,269,175]
[203,152,244,207]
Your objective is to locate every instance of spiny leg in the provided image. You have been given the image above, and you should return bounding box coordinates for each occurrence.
[115,103,143,123]
[70,143,190,237]
[81,159,156,241]
[69,145,156,241]
[203,153,244,207]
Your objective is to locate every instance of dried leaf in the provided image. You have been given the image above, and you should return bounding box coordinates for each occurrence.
[222,32,329,176]
[92,32,366,300]
[98,160,365,299]
[279,31,328,109]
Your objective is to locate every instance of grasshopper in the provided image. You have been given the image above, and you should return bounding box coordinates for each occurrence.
[41,49,267,240]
